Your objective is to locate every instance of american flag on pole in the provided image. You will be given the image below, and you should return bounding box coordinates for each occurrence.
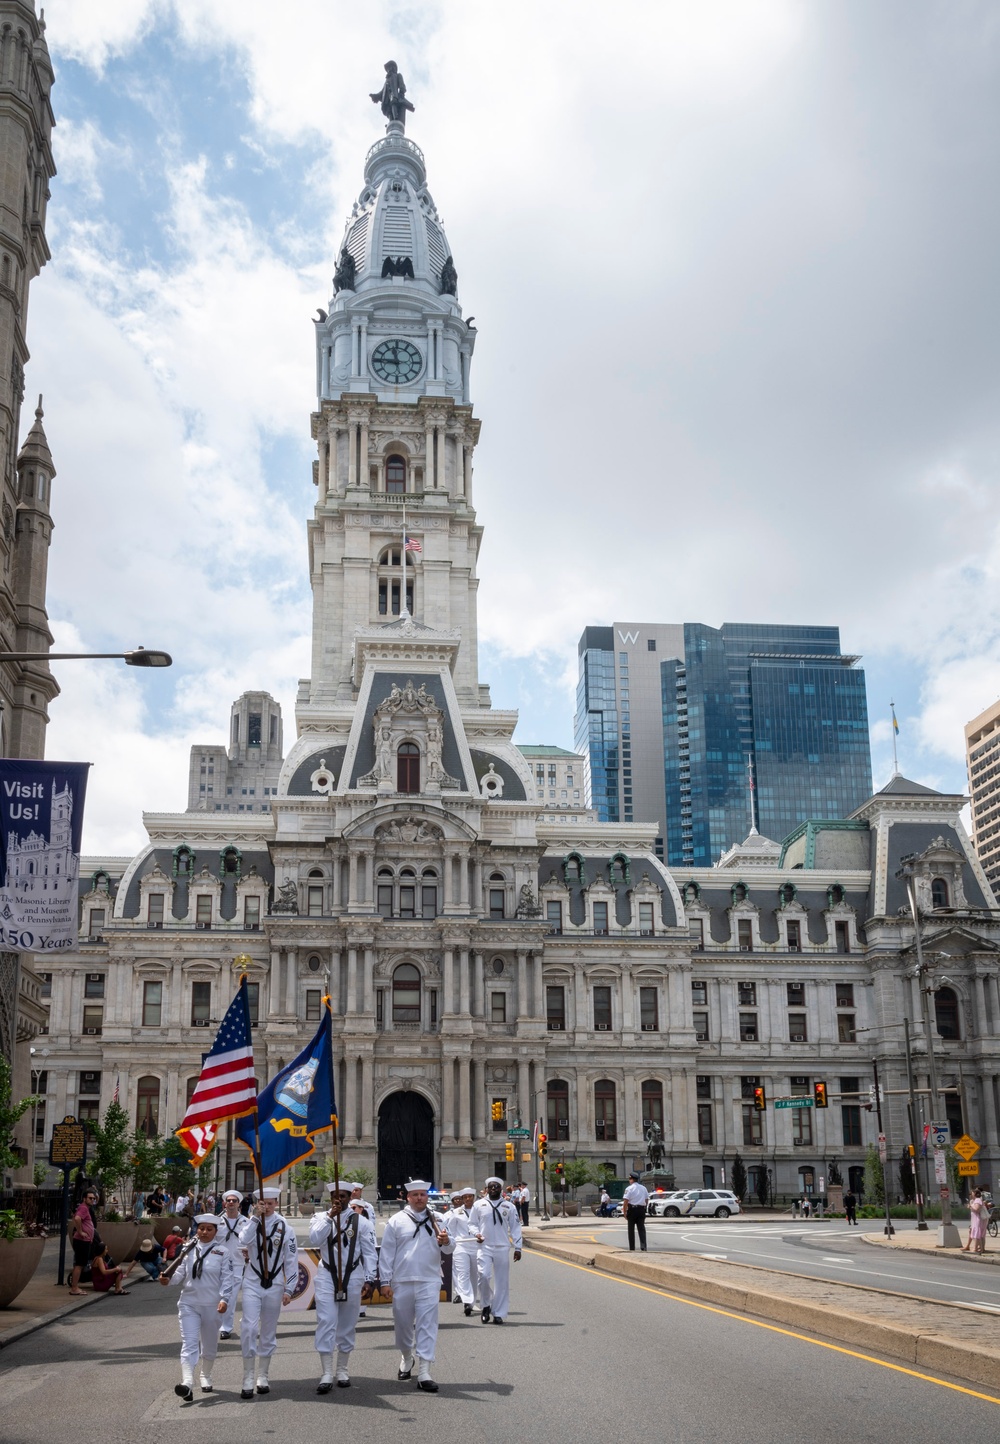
[403,536,421,553]
[175,978,256,1166]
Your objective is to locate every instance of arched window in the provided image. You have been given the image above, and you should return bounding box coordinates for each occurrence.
[397,742,420,793]
[934,986,960,1040]
[779,883,796,906]
[798,1166,815,1196]
[563,852,586,886]
[609,852,630,886]
[682,880,701,904]
[392,963,421,1024]
[173,845,194,878]
[547,1079,569,1141]
[385,454,406,493]
[827,883,846,906]
[377,546,414,616]
[377,868,394,918]
[594,1079,617,1142]
[221,846,241,878]
[731,881,748,904]
[398,868,416,919]
[421,868,438,919]
[136,1076,160,1137]
[641,1079,663,1132]
[931,877,950,909]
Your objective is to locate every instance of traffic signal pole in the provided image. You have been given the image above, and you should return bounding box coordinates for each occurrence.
[872,1059,894,1238]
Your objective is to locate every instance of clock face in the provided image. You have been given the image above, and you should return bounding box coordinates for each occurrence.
[370,339,422,385]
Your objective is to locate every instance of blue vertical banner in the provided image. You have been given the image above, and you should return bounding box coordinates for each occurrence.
[0,760,91,952]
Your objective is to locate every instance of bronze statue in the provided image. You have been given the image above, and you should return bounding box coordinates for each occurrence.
[644,1121,665,1172]
[370,61,414,128]
[440,255,457,296]
[333,249,356,293]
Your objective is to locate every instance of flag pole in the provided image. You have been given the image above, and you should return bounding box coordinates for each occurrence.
[324,996,347,1300]
[890,700,900,776]
[401,501,410,620]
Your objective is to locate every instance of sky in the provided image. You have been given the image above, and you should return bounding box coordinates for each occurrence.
[27,0,1000,854]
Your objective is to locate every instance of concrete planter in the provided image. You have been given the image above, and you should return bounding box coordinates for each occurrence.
[0,1236,45,1309]
[99,1221,141,1263]
[152,1214,187,1244]
[299,1203,316,1217]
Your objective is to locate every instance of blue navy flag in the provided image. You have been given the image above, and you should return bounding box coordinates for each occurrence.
[0,760,91,953]
[236,1005,336,1180]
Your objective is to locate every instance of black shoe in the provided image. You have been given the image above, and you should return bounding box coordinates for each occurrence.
[492,1316,504,1324]
[219,1330,232,1340]
[174,1384,193,1402]
[240,1388,254,1400]
[481,1305,491,1323]
[337,1378,351,1388]
[256,1383,270,1395]
[398,1367,413,1381]
[417,1378,439,1393]
[316,1380,333,1395]
[464,1303,473,1316]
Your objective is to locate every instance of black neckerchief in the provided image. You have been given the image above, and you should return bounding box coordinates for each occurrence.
[222,1216,242,1242]
[252,1215,285,1288]
[406,1207,435,1239]
[324,1211,360,1289]
[191,1245,213,1281]
[487,1196,504,1226]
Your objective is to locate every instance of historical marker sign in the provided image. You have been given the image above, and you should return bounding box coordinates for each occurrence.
[49,1115,86,1169]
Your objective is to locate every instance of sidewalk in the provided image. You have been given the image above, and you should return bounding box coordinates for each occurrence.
[863,1228,1000,1264]
[0,1236,131,1350]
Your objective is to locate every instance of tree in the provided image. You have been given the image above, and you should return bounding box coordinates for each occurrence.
[163,1135,198,1196]
[88,1100,134,1214]
[130,1129,167,1204]
[0,1057,40,1189]
[755,1165,771,1208]
[546,1158,590,1196]
[588,1161,618,1188]
[863,1143,885,1206]
[730,1152,747,1204]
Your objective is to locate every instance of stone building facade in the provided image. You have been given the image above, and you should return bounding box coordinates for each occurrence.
[30,99,1000,1202]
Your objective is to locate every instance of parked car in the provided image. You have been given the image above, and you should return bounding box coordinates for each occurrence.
[646,1191,689,1217]
[660,1189,741,1219]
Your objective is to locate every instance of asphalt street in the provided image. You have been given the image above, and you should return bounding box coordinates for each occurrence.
[582,1216,1000,1311]
[0,1245,998,1444]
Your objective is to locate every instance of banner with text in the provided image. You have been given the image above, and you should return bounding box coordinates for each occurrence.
[0,760,90,952]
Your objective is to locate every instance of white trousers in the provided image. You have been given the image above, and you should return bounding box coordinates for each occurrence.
[219,1274,242,1333]
[314,1267,365,1356]
[452,1244,478,1305]
[391,1279,441,1362]
[240,1279,284,1358]
[478,1245,511,1320]
[179,1299,221,1368]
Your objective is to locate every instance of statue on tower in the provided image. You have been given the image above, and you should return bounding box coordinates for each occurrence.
[439,255,458,296]
[370,60,414,129]
[333,248,356,294]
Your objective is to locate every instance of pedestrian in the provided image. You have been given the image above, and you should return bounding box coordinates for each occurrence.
[309,1181,377,1392]
[519,1181,531,1229]
[470,1176,523,1325]
[599,1186,612,1216]
[238,1186,298,1399]
[963,1187,988,1254]
[162,1225,187,1262]
[69,1187,99,1295]
[444,1187,481,1315]
[215,1189,246,1340]
[136,1237,165,1279]
[802,1196,811,1219]
[91,1245,132,1295]
[348,1181,376,1224]
[843,1190,858,1226]
[377,1178,453,1392]
[623,1171,649,1252]
[146,1187,165,1216]
[160,1212,236,1401]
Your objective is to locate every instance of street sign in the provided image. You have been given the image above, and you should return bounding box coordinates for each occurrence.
[931,1122,950,1150]
[507,1128,531,1138]
[878,1133,887,1163]
[49,1115,86,1169]
[957,1161,980,1177]
[775,1098,814,1109]
[953,1134,980,1162]
[933,1149,947,1184]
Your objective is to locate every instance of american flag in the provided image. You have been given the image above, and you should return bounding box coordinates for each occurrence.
[403,536,421,553]
[175,980,256,1164]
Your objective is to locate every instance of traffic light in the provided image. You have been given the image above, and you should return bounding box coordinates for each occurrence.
[753,1086,766,1112]
[505,1142,515,1162]
[537,1132,548,1159]
[908,1144,915,1157]
[491,1100,504,1122]
[813,1081,828,1109]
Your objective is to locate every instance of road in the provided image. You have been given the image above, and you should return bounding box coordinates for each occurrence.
[0,1244,998,1443]
[580,1216,1000,1312]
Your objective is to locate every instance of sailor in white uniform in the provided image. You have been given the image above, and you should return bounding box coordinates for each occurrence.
[216,1189,246,1339]
[309,1181,378,1392]
[470,1176,523,1324]
[160,1213,237,1401]
[378,1179,453,1392]
[238,1186,298,1399]
[444,1187,480,1315]
[348,1181,376,1223]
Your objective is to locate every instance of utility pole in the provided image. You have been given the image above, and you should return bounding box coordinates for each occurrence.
[903,1017,927,1230]
[871,1059,894,1237]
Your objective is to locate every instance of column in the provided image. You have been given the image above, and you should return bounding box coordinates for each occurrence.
[363,947,375,1014]
[166,1066,181,1131]
[360,415,370,488]
[425,422,435,488]
[619,964,634,1032]
[459,854,469,909]
[441,1056,455,1141]
[472,858,483,914]
[459,1058,471,1140]
[348,852,359,908]
[363,853,374,907]
[347,420,357,487]
[472,951,483,1018]
[517,1058,530,1128]
[574,964,588,1030]
[319,438,329,501]
[343,1056,357,1144]
[321,345,330,399]
[347,948,358,1016]
[459,948,470,1015]
[533,952,543,1018]
[443,948,454,1016]
[359,321,368,385]
[351,321,360,378]
[285,949,297,1016]
[268,949,282,1018]
[471,1061,484,1139]
[517,951,528,1021]
[361,1055,374,1140]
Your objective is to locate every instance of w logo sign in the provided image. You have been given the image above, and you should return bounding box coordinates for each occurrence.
[617,630,639,646]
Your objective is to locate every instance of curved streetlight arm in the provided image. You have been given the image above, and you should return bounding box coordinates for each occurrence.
[0,648,172,667]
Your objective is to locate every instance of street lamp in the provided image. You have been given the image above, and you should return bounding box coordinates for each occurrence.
[0,647,172,666]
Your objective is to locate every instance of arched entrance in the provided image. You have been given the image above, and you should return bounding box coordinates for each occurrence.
[378,1090,435,1199]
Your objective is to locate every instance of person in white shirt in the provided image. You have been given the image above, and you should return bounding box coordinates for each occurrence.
[444,1187,480,1315]
[238,1187,299,1399]
[216,1189,246,1340]
[378,1179,453,1392]
[309,1181,377,1391]
[160,1213,237,1401]
[469,1177,522,1324]
[348,1182,376,1223]
[622,1172,649,1251]
[518,1182,531,1228]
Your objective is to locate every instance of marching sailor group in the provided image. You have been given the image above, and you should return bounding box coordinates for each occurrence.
[163,1176,526,1402]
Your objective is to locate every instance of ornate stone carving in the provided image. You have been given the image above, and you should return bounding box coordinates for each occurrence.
[515,882,541,919]
[375,817,443,844]
[310,758,336,795]
[359,680,460,792]
[480,762,504,800]
[273,879,299,914]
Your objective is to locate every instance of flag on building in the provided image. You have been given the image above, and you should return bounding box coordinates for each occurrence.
[403,536,421,553]
[0,760,91,953]
[175,979,256,1165]
[235,1004,335,1179]
[892,707,900,736]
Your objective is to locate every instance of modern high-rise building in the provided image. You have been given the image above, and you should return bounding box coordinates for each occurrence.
[576,622,872,866]
[965,698,1000,889]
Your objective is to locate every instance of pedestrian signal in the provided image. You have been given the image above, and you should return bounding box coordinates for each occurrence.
[491,1100,505,1122]
[813,1081,828,1109]
[908,1144,915,1157]
[537,1132,548,1158]
[753,1086,766,1111]
[505,1143,515,1162]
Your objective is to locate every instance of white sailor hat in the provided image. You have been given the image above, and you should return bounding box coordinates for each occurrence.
[404,1179,433,1192]
[484,1176,504,1187]
[449,1190,465,1201]
[325,1181,352,1194]
[194,1213,220,1227]
[348,1182,365,1192]
[254,1187,281,1201]
[456,1185,476,1195]
[221,1189,242,1202]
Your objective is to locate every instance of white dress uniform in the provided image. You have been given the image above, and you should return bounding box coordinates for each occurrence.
[238,1208,299,1394]
[470,1189,523,1323]
[168,1237,237,1393]
[378,1200,454,1385]
[443,1195,480,1310]
[309,1203,377,1388]
[216,1209,246,1336]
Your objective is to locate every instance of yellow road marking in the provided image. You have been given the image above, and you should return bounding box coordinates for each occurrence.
[532,1251,1000,1407]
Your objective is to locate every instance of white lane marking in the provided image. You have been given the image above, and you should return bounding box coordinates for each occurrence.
[822,1257,856,1264]
[700,1253,728,1260]
[969,1300,1000,1312]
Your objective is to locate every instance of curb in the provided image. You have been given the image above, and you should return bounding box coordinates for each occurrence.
[861,1235,1000,1265]
[0,1286,109,1351]
[523,1236,1000,1391]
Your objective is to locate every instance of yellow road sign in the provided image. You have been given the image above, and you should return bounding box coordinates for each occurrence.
[953,1134,980,1161]
[957,1161,979,1176]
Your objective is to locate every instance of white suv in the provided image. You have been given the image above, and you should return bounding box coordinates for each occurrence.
[659,1189,741,1219]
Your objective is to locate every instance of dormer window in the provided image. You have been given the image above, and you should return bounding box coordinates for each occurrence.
[931,877,950,909]
[397,742,420,793]
[386,455,406,493]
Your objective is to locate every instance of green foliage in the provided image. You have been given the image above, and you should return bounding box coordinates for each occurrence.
[863,1143,885,1206]
[0,1208,24,1240]
[0,1057,41,1177]
[88,1100,133,1209]
[545,1158,590,1195]
[163,1135,198,1195]
[32,1162,47,1189]
[730,1152,748,1204]
[342,1163,375,1189]
[589,1161,618,1187]
[755,1165,771,1207]
[293,1157,376,1193]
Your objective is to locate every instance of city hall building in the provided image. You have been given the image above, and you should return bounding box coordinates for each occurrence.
[32,98,1000,1202]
